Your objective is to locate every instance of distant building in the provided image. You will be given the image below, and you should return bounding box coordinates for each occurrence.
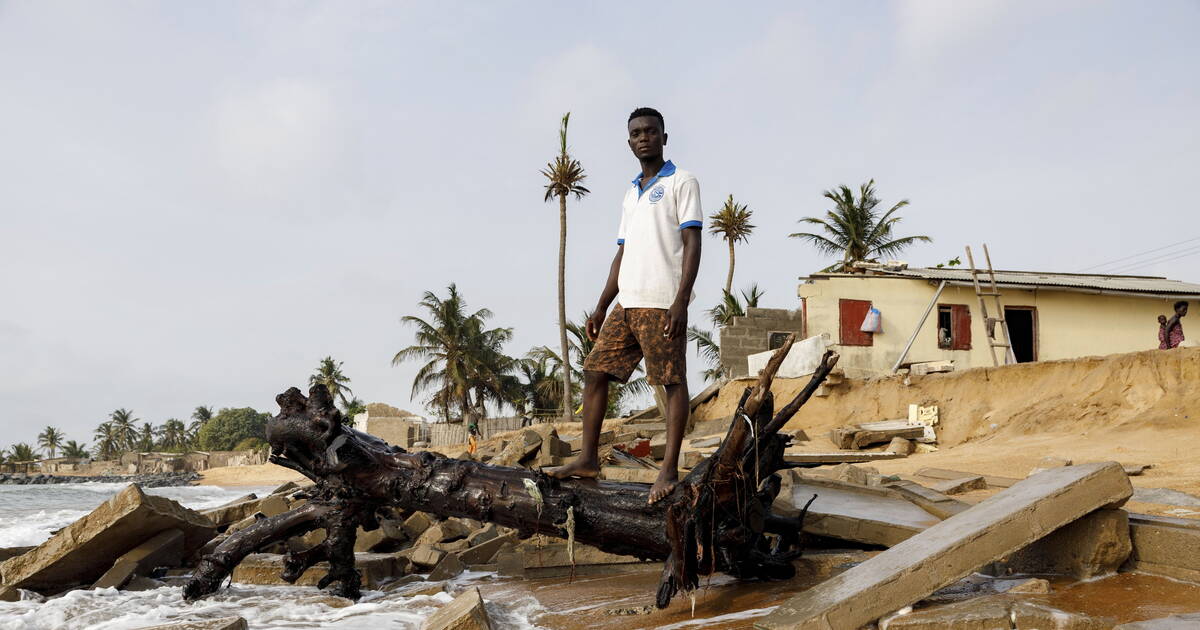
[721,267,1200,378]
[355,403,426,448]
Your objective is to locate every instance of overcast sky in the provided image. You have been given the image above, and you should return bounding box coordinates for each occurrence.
[2,1,1198,449]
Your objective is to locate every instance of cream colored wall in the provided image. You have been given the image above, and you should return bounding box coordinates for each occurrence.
[798,276,1180,376]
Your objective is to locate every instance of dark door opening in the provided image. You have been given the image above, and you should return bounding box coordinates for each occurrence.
[1004,307,1037,363]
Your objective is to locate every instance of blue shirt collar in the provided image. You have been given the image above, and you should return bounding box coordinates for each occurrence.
[631,160,676,195]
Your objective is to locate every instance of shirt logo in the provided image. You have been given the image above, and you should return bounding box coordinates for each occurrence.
[648,184,665,203]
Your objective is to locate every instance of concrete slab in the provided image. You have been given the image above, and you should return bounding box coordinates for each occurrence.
[756,462,1132,630]
[1114,613,1200,629]
[884,480,969,520]
[93,528,185,589]
[133,618,247,630]
[915,468,1019,489]
[421,586,492,630]
[783,451,906,465]
[231,552,400,588]
[775,477,942,547]
[996,509,1131,579]
[928,476,987,495]
[1126,512,1200,582]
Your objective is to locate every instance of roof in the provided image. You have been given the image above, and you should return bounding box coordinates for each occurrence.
[807,267,1200,298]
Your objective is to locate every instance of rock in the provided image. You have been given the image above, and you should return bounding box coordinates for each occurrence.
[380,517,408,542]
[405,546,446,568]
[1005,577,1051,594]
[231,553,400,588]
[421,586,492,630]
[415,519,471,546]
[1125,513,1200,582]
[1114,612,1200,629]
[1010,600,1111,629]
[512,541,640,568]
[427,552,465,581]
[1,484,215,592]
[200,494,260,528]
[132,617,248,630]
[458,534,516,565]
[882,597,1107,630]
[689,436,722,448]
[466,523,498,547]
[916,468,1019,489]
[566,430,615,452]
[225,495,289,533]
[826,463,881,486]
[270,481,303,495]
[123,576,166,591]
[354,526,394,552]
[1029,456,1073,476]
[403,512,435,540]
[435,540,470,553]
[886,438,915,456]
[93,528,185,589]
[1122,464,1152,476]
[757,462,1133,630]
[928,476,987,495]
[379,574,424,592]
[997,509,1131,579]
[0,585,22,602]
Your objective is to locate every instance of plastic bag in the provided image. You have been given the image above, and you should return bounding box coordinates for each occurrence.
[860,307,882,333]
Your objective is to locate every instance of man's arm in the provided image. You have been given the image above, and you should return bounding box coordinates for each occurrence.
[587,245,624,340]
[665,227,701,339]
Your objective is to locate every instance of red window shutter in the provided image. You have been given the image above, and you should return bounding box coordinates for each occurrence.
[839,299,873,346]
[951,304,972,350]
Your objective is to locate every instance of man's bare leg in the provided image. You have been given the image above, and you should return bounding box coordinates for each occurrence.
[649,380,688,503]
[546,370,610,480]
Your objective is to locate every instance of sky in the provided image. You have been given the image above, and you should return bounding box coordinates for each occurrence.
[2,1,1199,449]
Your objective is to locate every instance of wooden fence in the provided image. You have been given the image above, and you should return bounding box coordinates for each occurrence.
[425,416,542,447]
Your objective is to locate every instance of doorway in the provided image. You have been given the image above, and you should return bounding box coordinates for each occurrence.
[1004,306,1038,363]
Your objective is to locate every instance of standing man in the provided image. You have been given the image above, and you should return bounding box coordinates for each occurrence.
[548,107,702,504]
[1161,301,1189,349]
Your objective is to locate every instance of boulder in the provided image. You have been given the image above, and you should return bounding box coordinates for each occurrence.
[427,552,465,581]
[458,534,516,566]
[132,617,248,630]
[1,484,215,591]
[886,438,915,456]
[225,495,289,533]
[199,494,259,528]
[465,523,499,547]
[415,519,471,546]
[231,553,399,588]
[403,512,435,540]
[93,528,185,589]
[404,546,446,569]
[421,586,492,630]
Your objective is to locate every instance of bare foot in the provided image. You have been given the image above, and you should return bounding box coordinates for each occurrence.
[545,458,600,480]
[648,469,679,504]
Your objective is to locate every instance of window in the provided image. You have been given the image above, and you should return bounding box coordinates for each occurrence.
[936,304,972,350]
[768,332,791,350]
[839,299,873,346]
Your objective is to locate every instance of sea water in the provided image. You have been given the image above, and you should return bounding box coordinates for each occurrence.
[0,483,547,630]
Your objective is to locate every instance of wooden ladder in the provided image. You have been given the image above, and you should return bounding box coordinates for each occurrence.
[965,244,1014,366]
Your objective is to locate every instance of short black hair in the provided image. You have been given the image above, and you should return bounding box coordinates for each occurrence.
[628,107,665,131]
[1175,300,1189,310]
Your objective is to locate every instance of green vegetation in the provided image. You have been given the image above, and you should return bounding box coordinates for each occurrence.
[689,285,766,383]
[542,112,590,422]
[310,356,354,408]
[196,407,271,451]
[37,426,64,459]
[790,179,930,271]
[709,195,756,295]
[61,440,90,458]
[233,437,268,452]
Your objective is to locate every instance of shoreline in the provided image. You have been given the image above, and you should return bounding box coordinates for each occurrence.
[0,471,200,488]
[195,463,308,487]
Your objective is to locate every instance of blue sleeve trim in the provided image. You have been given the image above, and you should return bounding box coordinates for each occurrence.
[679,220,702,230]
[617,238,625,245]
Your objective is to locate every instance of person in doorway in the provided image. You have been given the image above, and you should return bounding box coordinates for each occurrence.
[547,107,702,504]
[1161,301,1188,349]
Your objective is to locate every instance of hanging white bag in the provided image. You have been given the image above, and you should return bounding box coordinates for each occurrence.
[860,307,882,334]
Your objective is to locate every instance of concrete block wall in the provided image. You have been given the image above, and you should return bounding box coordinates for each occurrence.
[719,307,805,378]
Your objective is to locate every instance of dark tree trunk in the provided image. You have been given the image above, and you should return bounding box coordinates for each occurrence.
[184,337,839,609]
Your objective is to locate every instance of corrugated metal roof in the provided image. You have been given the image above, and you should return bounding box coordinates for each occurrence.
[809,267,1200,296]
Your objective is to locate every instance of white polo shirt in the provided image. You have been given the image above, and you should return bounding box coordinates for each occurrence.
[615,160,702,309]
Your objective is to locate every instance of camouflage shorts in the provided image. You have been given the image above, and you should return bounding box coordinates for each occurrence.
[582,305,687,386]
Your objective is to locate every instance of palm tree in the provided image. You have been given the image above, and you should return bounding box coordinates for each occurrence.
[542,112,590,422]
[340,397,366,424]
[93,422,121,459]
[709,195,756,295]
[690,285,766,382]
[37,426,64,459]
[687,326,725,383]
[709,284,764,327]
[393,284,515,422]
[136,422,156,452]
[62,440,90,459]
[109,408,139,452]
[790,180,931,271]
[310,357,354,407]
[158,419,188,451]
[9,443,36,462]
[513,353,563,418]
[530,312,650,417]
[189,406,213,446]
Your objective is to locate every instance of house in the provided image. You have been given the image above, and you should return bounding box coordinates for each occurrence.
[719,266,1200,379]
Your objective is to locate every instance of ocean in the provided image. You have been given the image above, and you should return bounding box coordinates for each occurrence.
[0,483,545,630]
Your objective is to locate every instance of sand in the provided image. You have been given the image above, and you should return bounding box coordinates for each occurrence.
[197,463,307,487]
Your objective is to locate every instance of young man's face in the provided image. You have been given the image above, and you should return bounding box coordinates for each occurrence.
[627,116,666,161]
[1178,303,1189,316]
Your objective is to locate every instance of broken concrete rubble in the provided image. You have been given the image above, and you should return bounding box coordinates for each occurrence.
[757,462,1132,630]
[231,552,400,588]
[1,484,215,592]
[774,475,942,547]
[880,596,1110,630]
[427,552,466,581]
[93,528,185,589]
[457,534,516,566]
[1114,613,1200,629]
[421,586,492,630]
[916,468,1019,489]
[927,475,987,495]
[996,509,1131,579]
[832,420,926,450]
[1125,512,1200,582]
[133,617,248,630]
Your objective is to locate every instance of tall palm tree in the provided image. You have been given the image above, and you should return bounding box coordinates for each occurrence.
[109,408,139,452]
[62,440,90,459]
[709,195,756,295]
[689,285,766,382]
[790,179,931,271]
[189,405,213,446]
[708,284,764,327]
[541,112,590,422]
[310,357,354,407]
[393,284,514,422]
[136,422,156,452]
[158,419,188,451]
[93,422,121,459]
[686,326,725,383]
[37,426,64,459]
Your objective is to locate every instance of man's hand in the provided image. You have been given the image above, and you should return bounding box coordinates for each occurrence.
[664,300,688,339]
[586,309,607,341]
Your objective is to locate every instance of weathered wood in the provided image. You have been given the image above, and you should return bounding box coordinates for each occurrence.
[184,346,840,609]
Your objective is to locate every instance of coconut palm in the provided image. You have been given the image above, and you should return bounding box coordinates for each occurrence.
[689,285,766,383]
[687,326,725,383]
[135,422,156,452]
[541,112,590,422]
[62,440,90,459]
[790,180,931,271]
[709,284,764,327]
[709,195,756,295]
[513,353,563,418]
[189,406,213,446]
[530,312,650,417]
[37,426,64,459]
[108,408,139,451]
[310,357,354,407]
[340,397,366,424]
[93,422,121,459]
[9,443,36,462]
[158,419,188,451]
[393,284,515,422]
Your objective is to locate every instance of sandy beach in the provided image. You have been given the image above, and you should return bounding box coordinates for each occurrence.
[197,463,308,487]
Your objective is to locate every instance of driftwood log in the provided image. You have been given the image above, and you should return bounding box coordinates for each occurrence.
[184,337,839,608]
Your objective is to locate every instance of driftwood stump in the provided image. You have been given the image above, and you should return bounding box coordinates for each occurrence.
[184,337,839,608]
